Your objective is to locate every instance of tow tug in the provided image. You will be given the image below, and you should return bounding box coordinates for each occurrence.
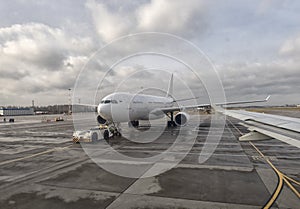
[72,124,121,143]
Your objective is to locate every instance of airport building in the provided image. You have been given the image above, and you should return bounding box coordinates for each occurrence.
[0,107,34,116]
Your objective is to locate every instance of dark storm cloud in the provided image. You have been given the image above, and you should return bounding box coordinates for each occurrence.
[217,58,300,103]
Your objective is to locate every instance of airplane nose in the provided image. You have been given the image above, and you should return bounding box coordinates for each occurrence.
[98,104,111,119]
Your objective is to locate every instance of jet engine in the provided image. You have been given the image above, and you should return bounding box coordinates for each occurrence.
[97,115,107,125]
[174,112,190,126]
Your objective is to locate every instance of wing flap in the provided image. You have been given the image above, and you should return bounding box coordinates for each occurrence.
[243,127,300,148]
[239,131,272,141]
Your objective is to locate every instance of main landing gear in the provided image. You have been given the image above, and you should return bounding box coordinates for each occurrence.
[104,123,122,141]
[167,112,177,127]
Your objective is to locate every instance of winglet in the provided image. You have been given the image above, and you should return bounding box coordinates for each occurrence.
[166,73,173,98]
[265,95,271,101]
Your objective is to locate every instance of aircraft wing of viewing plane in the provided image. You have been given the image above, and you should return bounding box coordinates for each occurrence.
[215,106,300,148]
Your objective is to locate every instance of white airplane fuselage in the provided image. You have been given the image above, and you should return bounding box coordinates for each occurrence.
[97,92,173,123]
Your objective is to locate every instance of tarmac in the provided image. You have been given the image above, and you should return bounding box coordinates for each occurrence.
[0,113,299,209]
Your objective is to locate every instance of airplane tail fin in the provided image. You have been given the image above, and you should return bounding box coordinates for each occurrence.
[166,74,173,98]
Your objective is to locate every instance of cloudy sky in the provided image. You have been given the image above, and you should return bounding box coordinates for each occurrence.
[0,0,300,106]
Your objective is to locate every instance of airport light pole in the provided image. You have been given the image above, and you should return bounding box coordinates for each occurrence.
[68,88,71,115]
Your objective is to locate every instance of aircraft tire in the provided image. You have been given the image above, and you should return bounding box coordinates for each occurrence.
[91,132,98,143]
[167,121,172,127]
[103,130,109,141]
[167,121,177,127]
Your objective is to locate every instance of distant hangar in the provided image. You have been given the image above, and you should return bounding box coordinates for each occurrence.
[0,107,34,116]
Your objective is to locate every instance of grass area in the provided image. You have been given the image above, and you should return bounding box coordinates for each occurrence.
[245,107,300,113]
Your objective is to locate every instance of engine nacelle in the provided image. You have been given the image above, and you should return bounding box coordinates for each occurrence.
[97,115,107,125]
[174,112,190,126]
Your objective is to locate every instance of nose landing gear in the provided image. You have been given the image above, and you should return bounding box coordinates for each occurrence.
[103,123,122,142]
[103,129,110,141]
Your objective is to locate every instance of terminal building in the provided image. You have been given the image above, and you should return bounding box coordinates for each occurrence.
[0,107,34,116]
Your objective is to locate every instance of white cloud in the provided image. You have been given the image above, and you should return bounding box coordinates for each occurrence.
[279,35,300,57]
[137,0,204,33]
[86,0,135,42]
[0,23,92,65]
[85,0,206,42]
[0,23,94,105]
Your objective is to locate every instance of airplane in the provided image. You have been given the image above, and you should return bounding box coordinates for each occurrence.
[95,74,270,139]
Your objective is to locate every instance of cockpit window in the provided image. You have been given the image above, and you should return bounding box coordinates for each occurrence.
[100,100,118,104]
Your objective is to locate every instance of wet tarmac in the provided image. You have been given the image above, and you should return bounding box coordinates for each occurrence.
[0,113,299,209]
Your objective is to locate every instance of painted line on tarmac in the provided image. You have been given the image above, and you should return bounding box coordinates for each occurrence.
[0,144,73,166]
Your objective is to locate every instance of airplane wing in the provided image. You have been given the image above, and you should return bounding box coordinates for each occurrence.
[73,103,98,107]
[156,95,270,114]
[216,107,300,148]
[215,95,270,106]
[72,103,98,112]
